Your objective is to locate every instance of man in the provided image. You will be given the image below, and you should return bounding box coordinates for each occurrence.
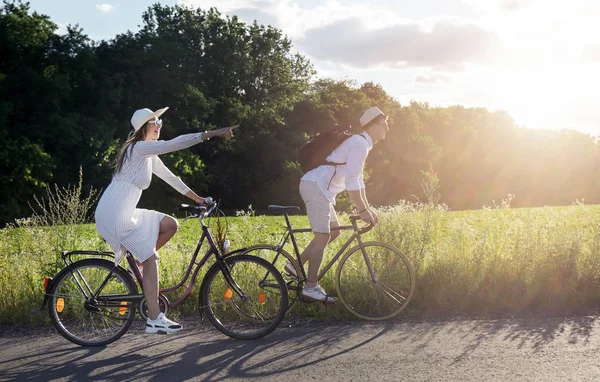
[287,106,389,302]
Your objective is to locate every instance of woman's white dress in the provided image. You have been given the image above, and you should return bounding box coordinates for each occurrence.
[95,133,203,263]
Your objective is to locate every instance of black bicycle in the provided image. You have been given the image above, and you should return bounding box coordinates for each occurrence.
[227,205,415,320]
[41,198,288,346]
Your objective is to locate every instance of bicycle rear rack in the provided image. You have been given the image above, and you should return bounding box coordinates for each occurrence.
[41,250,116,310]
[61,250,115,267]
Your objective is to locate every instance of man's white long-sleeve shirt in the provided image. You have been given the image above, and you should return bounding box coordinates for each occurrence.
[301,132,373,204]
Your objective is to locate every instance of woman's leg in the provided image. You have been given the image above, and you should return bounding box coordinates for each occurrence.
[142,254,160,319]
[156,215,178,251]
[143,216,179,320]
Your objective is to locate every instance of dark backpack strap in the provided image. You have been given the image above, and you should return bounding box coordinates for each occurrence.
[323,133,367,167]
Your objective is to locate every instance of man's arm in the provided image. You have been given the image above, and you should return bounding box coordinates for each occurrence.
[345,140,376,223]
[360,188,378,223]
[348,190,368,212]
[348,190,376,223]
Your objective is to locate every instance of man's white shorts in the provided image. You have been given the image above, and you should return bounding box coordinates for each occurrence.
[299,180,338,234]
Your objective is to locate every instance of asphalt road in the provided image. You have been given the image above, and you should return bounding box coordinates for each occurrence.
[1,315,600,381]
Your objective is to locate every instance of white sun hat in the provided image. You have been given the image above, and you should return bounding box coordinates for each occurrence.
[130,107,169,131]
[359,106,386,128]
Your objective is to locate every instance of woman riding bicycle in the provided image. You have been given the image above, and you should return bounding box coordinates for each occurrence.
[94,106,236,334]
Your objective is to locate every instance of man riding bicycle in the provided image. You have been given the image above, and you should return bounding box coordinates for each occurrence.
[288,106,389,302]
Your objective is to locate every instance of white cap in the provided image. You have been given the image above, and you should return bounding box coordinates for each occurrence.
[359,106,386,128]
[130,107,169,131]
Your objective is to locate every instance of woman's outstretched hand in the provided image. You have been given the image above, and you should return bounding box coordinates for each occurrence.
[220,125,238,140]
[205,125,238,140]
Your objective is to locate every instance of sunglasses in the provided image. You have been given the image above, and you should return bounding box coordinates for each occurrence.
[148,117,163,127]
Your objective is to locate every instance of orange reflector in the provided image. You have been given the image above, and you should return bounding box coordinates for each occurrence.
[56,298,65,313]
[224,288,233,301]
[119,301,128,315]
[258,291,266,305]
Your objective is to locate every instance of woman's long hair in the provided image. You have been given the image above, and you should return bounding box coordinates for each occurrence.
[113,126,147,174]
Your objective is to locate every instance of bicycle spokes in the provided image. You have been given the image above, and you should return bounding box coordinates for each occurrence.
[48,259,137,346]
[336,242,415,320]
[201,255,288,340]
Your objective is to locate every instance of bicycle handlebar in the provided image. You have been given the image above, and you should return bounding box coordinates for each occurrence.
[349,215,374,234]
[178,197,218,220]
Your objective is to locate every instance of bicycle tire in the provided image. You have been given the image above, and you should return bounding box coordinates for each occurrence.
[199,255,288,340]
[47,258,137,346]
[226,245,300,314]
[335,241,415,320]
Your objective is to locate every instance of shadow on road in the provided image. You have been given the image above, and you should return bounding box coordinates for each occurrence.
[386,315,598,366]
[0,315,597,381]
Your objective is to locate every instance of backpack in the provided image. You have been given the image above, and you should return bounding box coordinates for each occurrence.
[297,124,353,173]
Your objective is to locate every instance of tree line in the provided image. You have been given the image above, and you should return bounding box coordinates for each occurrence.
[1,0,599,226]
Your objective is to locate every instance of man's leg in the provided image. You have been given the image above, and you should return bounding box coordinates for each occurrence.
[301,210,340,289]
[302,232,330,288]
[299,206,340,266]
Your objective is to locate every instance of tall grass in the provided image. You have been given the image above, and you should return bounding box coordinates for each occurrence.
[3,177,600,324]
[0,169,106,324]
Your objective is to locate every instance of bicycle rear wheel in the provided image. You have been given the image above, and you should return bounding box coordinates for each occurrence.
[335,241,415,320]
[200,255,288,340]
[47,258,137,346]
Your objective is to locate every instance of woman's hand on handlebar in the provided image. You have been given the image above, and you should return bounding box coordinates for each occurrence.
[185,190,206,205]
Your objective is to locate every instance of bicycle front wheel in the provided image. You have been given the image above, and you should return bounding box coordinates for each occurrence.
[200,255,288,340]
[335,241,415,320]
[47,258,137,346]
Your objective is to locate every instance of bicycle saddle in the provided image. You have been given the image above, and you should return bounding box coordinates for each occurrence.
[267,205,301,215]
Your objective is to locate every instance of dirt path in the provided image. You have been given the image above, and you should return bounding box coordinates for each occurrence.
[1,315,600,381]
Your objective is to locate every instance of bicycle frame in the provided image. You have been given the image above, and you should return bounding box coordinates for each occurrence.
[275,213,374,283]
[125,209,246,308]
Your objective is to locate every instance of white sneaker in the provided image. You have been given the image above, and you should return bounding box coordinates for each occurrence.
[284,262,299,278]
[145,313,182,334]
[302,285,338,303]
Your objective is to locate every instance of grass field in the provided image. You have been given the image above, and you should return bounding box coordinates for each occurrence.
[2,199,600,325]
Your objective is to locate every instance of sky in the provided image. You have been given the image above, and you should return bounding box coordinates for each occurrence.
[26,0,600,135]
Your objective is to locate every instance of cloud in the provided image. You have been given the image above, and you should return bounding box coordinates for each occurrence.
[177,0,415,39]
[55,22,68,35]
[178,0,269,14]
[415,73,452,84]
[582,45,600,62]
[296,17,503,70]
[96,4,114,13]
[459,0,536,11]
[227,7,279,28]
[499,0,528,11]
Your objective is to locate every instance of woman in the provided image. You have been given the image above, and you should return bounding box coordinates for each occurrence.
[95,106,236,334]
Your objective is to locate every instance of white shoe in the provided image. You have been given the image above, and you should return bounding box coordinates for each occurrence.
[145,313,182,334]
[302,285,338,303]
[284,262,299,278]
